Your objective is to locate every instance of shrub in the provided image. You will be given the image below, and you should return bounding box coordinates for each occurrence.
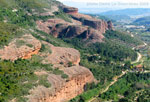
[68,62,73,67]
[53,68,64,75]
[26,44,33,48]
[61,74,69,79]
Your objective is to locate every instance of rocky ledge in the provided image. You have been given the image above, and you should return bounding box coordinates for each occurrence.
[28,66,94,102]
[61,6,78,14]
[41,41,81,68]
[0,34,41,61]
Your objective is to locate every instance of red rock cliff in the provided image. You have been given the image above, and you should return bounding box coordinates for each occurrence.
[28,66,94,102]
[0,34,41,61]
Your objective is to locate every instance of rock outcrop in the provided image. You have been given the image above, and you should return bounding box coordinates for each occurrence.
[62,6,78,14]
[83,19,108,33]
[70,13,114,33]
[107,21,114,30]
[36,5,114,43]
[0,34,41,61]
[41,42,80,68]
[36,19,104,43]
[28,66,94,102]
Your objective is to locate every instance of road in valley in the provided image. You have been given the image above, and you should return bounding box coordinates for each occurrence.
[88,71,127,102]
[88,42,148,102]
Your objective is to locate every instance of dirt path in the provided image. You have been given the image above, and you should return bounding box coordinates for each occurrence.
[134,90,144,101]
[100,71,127,94]
[88,51,143,102]
[88,71,127,102]
[132,41,148,64]
[88,42,148,102]
[131,52,142,64]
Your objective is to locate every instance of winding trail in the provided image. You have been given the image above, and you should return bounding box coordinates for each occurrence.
[88,42,147,102]
[100,71,127,94]
[88,71,127,102]
[131,52,142,64]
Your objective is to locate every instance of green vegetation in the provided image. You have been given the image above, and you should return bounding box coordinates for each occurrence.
[0,8,34,26]
[133,16,150,27]
[16,40,26,48]
[62,30,141,102]
[63,37,137,62]
[68,62,73,67]
[53,68,64,75]
[54,10,72,22]
[38,75,51,88]
[26,44,33,48]
[100,73,150,101]
[61,74,69,79]
[39,44,52,54]
[16,0,47,10]
[0,59,36,101]
[0,0,51,11]
[0,22,20,47]
[0,0,148,101]
[0,53,71,101]
[32,30,72,47]
[105,30,142,46]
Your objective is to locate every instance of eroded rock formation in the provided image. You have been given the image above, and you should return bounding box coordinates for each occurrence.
[36,19,104,43]
[62,6,78,14]
[28,66,94,102]
[0,34,41,61]
[41,41,80,68]
[107,20,114,30]
[36,6,114,43]
[70,13,114,32]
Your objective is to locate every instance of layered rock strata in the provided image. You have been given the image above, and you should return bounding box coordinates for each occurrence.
[0,34,41,61]
[28,66,94,102]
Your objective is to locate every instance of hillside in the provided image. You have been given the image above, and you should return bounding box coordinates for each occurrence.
[0,0,144,102]
[100,8,150,16]
[133,16,150,27]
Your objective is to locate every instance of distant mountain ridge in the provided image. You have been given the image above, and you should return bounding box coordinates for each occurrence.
[100,8,150,16]
[133,16,150,27]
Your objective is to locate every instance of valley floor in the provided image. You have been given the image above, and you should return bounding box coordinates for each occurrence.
[88,42,150,102]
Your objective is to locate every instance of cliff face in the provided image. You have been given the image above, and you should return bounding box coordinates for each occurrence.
[0,34,41,61]
[28,66,94,102]
[69,13,113,33]
[36,6,114,43]
[0,33,94,102]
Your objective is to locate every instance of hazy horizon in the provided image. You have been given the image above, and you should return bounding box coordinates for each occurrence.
[57,0,150,13]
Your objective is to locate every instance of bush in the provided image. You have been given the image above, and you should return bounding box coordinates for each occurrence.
[26,44,33,48]
[61,74,68,79]
[39,75,51,88]
[68,62,73,67]
[53,68,64,75]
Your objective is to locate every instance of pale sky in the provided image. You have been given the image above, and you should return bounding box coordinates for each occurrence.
[57,0,150,13]
[58,0,150,3]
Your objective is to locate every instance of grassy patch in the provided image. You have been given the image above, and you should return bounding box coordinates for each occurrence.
[38,75,51,88]
[61,74,68,79]
[53,68,64,75]
[26,44,33,48]
[0,22,20,47]
[40,44,52,54]
[16,40,26,48]
[54,10,72,22]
